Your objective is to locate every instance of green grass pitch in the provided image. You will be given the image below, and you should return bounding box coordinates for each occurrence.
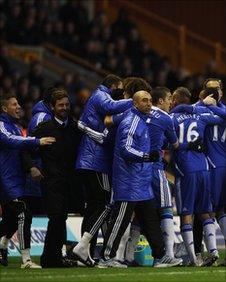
[0,256,225,282]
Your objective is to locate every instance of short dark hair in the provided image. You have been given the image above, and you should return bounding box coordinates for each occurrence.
[0,92,17,113]
[173,87,191,105]
[102,74,122,89]
[199,87,219,100]
[203,78,223,90]
[43,86,61,104]
[50,88,69,106]
[123,77,137,89]
[151,87,170,104]
[124,77,152,98]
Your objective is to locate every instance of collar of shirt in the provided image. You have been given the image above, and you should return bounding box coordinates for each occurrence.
[151,105,169,115]
[54,117,68,127]
[131,106,151,122]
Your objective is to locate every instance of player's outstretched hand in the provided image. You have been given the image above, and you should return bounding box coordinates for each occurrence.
[39,137,56,146]
[203,94,217,106]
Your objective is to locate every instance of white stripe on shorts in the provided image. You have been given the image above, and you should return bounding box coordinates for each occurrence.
[158,170,172,208]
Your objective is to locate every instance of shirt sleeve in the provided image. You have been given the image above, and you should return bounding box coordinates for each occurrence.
[170,104,194,114]
[0,121,39,149]
[112,112,126,126]
[193,105,211,114]
[200,113,224,125]
[207,105,226,119]
[77,120,107,144]
[96,94,132,115]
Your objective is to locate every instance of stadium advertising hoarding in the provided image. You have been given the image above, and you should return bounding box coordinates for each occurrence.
[7,217,82,256]
[6,216,225,256]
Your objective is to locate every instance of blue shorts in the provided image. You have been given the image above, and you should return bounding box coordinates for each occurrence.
[175,171,212,215]
[152,169,172,208]
[210,167,226,211]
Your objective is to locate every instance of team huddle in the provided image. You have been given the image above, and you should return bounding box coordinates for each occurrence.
[0,75,225,269]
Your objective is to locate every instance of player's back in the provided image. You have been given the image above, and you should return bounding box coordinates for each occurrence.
[150,106,177,169]
[171,112,210,175]
[205,120,226,168]
[194,103,226,168]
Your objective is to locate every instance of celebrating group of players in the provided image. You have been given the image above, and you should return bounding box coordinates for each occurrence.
[0,75,225,268]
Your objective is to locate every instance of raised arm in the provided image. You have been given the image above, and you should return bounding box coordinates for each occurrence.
[96,94,132,115]
[0,121,40,149]
[170,104,194,114]
[207,105,226,119]
[77,120,108,144]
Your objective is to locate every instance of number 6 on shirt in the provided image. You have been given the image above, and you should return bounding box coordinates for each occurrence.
[178,122,199,143]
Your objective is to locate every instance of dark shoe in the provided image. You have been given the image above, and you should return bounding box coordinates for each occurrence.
[40,255,77,268]
[124,260,140,267]
[0,249,8,266]
[202,250,219,267]
[68,248,95,267]
[61,256,77,267]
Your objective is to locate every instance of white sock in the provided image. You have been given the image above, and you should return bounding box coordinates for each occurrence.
[0,236,10,249]
[62,244,67,257]
[218,214,226,240]
[161,212,175,258]
[181,224,196,263]
[116,223,131,262]
[125,225,140,262]
[73,232,92,252]
[203,219,217,253]
[21,248,31,264]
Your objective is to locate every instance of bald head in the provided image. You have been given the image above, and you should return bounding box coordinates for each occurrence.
[133,90,152,114]
[133,90,150,101]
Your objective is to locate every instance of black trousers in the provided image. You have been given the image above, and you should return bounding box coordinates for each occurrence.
[0,199,31,250]
[23,196,44,216]
[40,213,68,266]
[101,199,165,260]
[193,214,203,254]
[80,170,112,258]
[81,170,112,236]
[40,178,70,266]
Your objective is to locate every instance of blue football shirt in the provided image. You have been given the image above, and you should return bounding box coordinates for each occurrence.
[171,111,223,175]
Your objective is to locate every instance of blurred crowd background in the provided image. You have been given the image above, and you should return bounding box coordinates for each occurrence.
[0,0,225,128]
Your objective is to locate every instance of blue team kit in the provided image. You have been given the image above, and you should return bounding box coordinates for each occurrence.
[171,103,225,215]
